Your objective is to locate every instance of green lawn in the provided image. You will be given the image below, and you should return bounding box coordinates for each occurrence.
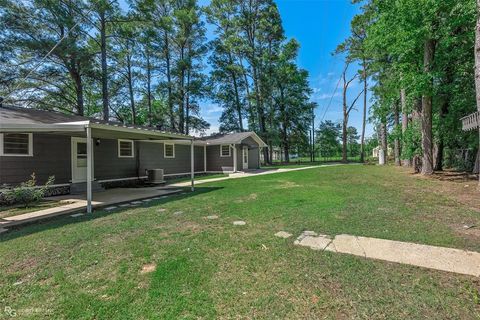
[1,165,480,319]
[0,200,66,219]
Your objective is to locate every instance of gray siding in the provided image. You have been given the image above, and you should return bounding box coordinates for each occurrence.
[139,142,204,175]
[0,133,71,185]
[241,136,260,170]
[248,148,260,169]
[206,145,234,172]
[94,139,138,180]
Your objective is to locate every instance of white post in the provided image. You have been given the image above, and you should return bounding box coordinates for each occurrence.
[86,125,93,213]
[233,144,237,172]
[191,139,195,192]
[203,144,207,172]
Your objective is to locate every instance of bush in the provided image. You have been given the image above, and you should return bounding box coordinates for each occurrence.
[4,173,55,207]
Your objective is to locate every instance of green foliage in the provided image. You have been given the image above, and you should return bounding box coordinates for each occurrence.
[343,0,477,170]
[316,120,342,157]
[4,173,55,207]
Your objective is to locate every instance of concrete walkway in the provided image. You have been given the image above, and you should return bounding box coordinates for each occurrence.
[294,232,480,277]
[170,163,347,187]
[0,187,181,228]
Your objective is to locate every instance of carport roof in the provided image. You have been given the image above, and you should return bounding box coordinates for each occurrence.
[0,105,192,140]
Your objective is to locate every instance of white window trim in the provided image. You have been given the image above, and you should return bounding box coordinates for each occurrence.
[118,139,134,158]
[220,144,231,157]
[164,143,175,158]
[0,133,33,157]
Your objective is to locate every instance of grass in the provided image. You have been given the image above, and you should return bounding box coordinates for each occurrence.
[1,165,480,319]
[0,200,64,219]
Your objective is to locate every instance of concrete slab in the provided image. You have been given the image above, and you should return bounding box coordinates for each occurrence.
[295,232,480,277]
[169,163,352,188]
[274,231,292,239]
[105,206,118,211]
[70,213,84,218]
[206,215,219,220]
[1,187,183,228]
[233,221,246,226]
[295,235,332,250]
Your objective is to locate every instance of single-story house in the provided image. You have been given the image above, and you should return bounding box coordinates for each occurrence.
[0,105,266,212]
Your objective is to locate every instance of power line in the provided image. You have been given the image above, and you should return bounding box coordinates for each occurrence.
[319,67,344,123]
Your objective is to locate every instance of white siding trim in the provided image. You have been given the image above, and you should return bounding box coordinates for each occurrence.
[220,144,231,157]
[118,139,134,158]
[164,143,175,158]
[0,133,33,157]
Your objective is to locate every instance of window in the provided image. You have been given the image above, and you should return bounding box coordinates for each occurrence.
[164,143,175,158]
[220,144,231,157]
[118,139,134,158]
[0,133,32,156]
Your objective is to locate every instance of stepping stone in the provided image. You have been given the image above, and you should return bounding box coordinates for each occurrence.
[70,213,84,218]
[233,221,246,226]
[302,231,318,237]
[275,231,292,239]
[157,208,167,213]
[119,204,131,208]
[173,211,184,216]
[152,197,161,200]
[142,199,152,202]
[295,234,333,251]
[131,201,142,205]
[105,206,117,211]
[206,215,219,220]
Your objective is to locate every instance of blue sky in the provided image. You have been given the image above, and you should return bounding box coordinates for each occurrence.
[202,0,372,137]
[120,0,372,138]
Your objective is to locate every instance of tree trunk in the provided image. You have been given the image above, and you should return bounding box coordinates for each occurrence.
[400,88,411,166]
[228,52,243,131]
[252,65,269,164]
[360,60,367,163]
[179,46,186,134]
[127,54,136,125]
[164,32,175,131]
[475,0,480,184]
[146,46,153,127]
[69,66,84,116]
[421,38,436,175]
[394,101,401,166]
[379,122,388,165]
[185,68,191,135]
[100,10,109,121]
[342,73,348,163]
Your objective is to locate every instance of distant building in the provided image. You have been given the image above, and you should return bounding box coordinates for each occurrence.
[372,146,393,158]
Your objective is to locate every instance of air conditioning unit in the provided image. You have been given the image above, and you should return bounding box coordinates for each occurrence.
[147,169,165,184]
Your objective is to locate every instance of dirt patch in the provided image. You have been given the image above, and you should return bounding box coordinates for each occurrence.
[276,181,301,189]
[140,263,156,274]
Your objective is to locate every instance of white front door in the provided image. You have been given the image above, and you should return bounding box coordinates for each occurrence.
[71,137,89,183]
[242,146,249,170]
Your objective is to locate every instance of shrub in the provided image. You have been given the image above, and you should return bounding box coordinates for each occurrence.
[4,173,55,207]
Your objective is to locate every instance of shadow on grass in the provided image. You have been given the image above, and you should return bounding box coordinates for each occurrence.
[0,186,223,242]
